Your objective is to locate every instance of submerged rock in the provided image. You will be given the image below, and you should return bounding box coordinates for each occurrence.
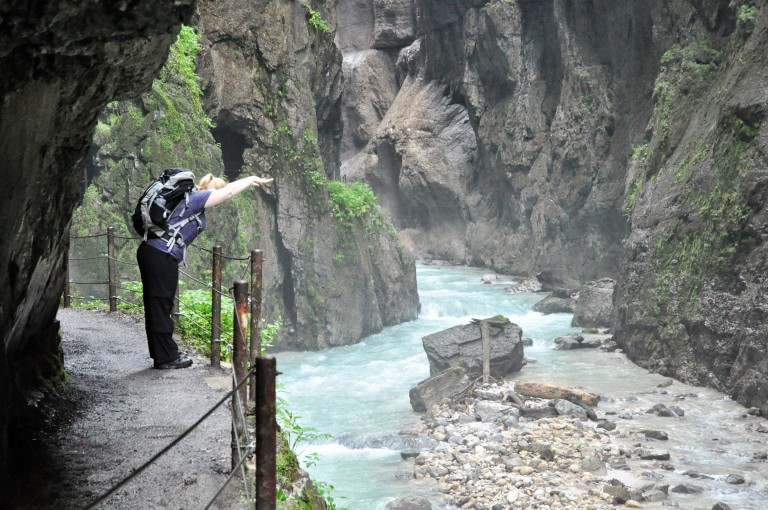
[532,294,576,314]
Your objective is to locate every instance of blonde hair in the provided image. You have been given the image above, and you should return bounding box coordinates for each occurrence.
[197,173,227,191]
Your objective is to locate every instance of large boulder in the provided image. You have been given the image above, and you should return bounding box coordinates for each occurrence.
[533,293,577,314]
[422,316,524,378]
[385,495,433,510]
[572,278,615,328]
[409,366,469,413]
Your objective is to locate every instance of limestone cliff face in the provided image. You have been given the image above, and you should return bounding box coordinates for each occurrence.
[340,0,665,286]
[197,0,419,350]
[614,3,768,415]
[0,0,196,490]
[340,0,767,412]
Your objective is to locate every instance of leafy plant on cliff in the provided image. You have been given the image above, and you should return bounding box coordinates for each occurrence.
[738,3,758,25]
[651,42,722,161]
[276,406,347,510]
[651,131,756,309]
[327,181,376,229]
[299,2,332,33]
[160,25,213,129]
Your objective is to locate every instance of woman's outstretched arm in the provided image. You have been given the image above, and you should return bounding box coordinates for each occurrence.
[204,175,273,208]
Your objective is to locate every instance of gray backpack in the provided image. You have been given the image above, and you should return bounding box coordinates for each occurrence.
[132,168,201,251]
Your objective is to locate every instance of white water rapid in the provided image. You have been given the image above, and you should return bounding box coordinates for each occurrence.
[276,264,768,510]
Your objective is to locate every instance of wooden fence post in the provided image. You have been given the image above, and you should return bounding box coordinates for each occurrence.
[107,226,117,312]
[211,245,222,368]
[250,249,263,402]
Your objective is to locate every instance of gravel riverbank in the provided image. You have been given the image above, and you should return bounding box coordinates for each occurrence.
[401,371,768,510]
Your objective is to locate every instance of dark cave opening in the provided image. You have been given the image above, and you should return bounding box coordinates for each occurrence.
[211,124,251,181]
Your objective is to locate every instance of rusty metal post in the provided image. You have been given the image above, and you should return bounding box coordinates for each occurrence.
[107,227,117,312]
[255,356,277,510]
[233,280,249,410]
[232,280,249,470]
[211,246,223,368]
[249,250,263,402]
[64,260,71,308]
[481,319,490,384]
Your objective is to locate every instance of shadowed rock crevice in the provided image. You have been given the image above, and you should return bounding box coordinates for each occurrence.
[211,123,252,180]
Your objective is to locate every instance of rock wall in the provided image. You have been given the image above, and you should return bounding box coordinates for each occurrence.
[614,2,768,415]
[339,0,768,411]
[197,0,419,350]
[0,0,196,491]
[341,0,665,286]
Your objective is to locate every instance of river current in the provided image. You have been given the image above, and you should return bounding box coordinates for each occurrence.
[276,264,768,510]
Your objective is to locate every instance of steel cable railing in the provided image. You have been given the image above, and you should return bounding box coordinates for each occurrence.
[82,367,256,510]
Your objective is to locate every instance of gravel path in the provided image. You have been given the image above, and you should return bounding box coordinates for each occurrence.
[10,308,245,510]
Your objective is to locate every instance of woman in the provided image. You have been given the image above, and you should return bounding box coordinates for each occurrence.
[137,172,273,370]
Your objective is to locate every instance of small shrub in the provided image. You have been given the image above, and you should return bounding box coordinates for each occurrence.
[327,181,377,228]
[738,4,758,25]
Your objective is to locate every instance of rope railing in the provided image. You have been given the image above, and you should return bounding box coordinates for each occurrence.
[67,227,277,510]
[190,243,251,261]
[69,255,107,261]
[70,232,107,239]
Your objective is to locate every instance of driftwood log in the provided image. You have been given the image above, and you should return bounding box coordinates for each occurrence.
[514,381,600,407]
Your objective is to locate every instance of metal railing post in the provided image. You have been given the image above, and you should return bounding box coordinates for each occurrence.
[107,227,117,312]
[211,246,222,368]
[64,259,71,308]
[481,319,490,384]
[255,356,277,510]
[250,250,263,403]
[232,280,248,470]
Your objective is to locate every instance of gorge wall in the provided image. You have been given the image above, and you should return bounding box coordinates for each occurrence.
[195,0,419,350]
[0,0,197,491]
[339,0,767,413]
[1,0,767,494]
[0,0,420,491]
[340,0,664,287]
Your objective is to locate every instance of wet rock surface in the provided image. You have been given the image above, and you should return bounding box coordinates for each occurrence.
[398,362,768,510]
[9,309,241,509]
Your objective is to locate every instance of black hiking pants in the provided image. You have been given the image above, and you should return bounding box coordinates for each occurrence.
[137,242,180,365]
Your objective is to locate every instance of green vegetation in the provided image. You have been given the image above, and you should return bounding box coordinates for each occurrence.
[624,172,645,214]
[161,25,213,129]
[738,3,758,25]
[650,132,757,310]
[304,5,332,33]
[272,123,327,192]
[652,42,722,159]
[327,181,377,228]
[631,142,650,163]
[275,406,348,510]
[177,287,282,360]
[674,143,708,184]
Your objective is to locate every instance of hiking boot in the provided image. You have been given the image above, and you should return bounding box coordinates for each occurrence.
[154,355,193,370]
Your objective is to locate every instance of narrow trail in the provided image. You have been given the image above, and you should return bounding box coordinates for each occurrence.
[10,308,246,510]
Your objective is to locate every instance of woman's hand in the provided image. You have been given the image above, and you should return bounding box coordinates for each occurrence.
[250,176,274,187]
[205,175,275,208]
